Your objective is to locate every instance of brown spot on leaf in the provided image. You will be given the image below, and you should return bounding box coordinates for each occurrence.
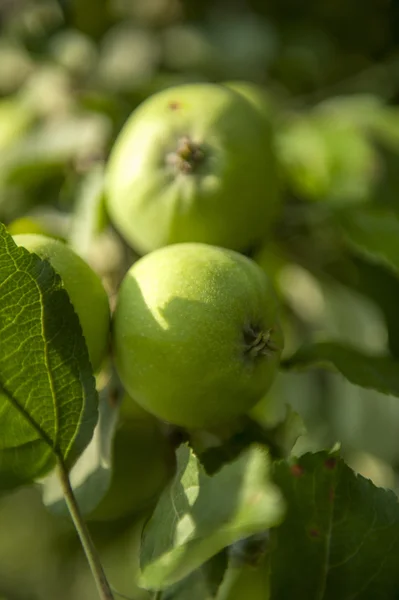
[309,528,320,538]
[168,101,181,110]
[325,457,337,470]
[290,464,304,477]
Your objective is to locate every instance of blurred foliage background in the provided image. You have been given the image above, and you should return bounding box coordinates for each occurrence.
[1,0,399,598]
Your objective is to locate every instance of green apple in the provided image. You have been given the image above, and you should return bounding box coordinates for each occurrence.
[89,395,175,522]
[224,81,275,122]
[276,110,378,204]
[12,234,110,372]
[224,80,282,190]
[105,82,280,255]
[7,208,68,239]
[112,243,284,429]
[8,217,50,237]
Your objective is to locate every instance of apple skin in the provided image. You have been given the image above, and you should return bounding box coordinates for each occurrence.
[105,82,280,255]
[89,395,175,522]
[12,234,110,373]
[8,217,50,237]
[112,243,284,429]
[224,81,275,122]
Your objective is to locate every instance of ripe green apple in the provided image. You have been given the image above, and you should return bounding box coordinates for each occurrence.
[89,395,175,522]
[112,243,284,429]
[12,234,110,372]
[105,82,280,255]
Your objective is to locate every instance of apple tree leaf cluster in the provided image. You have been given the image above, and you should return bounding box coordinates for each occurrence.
[138,444,399,598]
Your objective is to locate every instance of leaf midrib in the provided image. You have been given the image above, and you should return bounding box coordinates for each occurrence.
[0,383,55,451]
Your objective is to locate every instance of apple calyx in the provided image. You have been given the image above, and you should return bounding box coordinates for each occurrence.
[243,325,279,359]
[166,136,205,174]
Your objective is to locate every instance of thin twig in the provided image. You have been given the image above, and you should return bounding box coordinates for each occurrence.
[57,458,115,600]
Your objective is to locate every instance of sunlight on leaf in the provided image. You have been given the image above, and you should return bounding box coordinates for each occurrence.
[0,223,98,489]
[139,444,285,591]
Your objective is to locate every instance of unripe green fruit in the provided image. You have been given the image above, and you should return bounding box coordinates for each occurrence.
[106,82,280,255]
[113,243,283,429]
[13,234,110,372]
[224,81,275,122]
[89,395,175,522]
[8,217,50,237]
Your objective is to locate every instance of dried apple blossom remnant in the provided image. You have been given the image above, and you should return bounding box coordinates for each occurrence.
[166,136,205,174]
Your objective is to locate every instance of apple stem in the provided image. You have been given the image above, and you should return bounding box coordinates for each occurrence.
[57,458,115,600]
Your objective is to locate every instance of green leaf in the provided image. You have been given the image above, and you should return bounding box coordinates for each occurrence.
[324,254,399,358]
[251,405,307,459]
[41,384,118,516]
[283,341,399,399]
[270,451,399,599]
[0,223,97,490]
[139,444,285,591]
[336,206,399,276]
[196,408,306,477]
